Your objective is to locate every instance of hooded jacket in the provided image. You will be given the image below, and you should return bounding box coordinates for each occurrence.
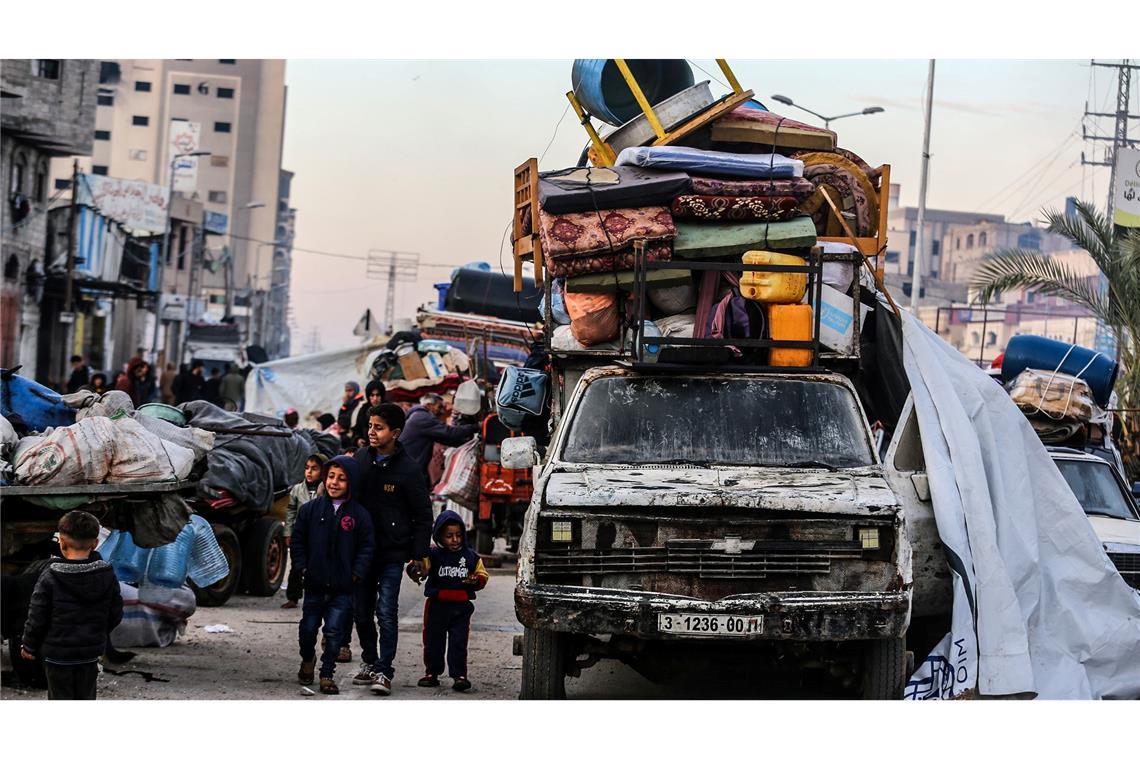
[422,510,488,602]
[351,380,386,447]
[21,552,123,665]
[290,455,375,594]
[352,441,432,566]
[401,405,480,476]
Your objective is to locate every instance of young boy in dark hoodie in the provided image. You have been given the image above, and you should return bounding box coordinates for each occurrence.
[282,453,327,609]
[290,455,375,694]
[20,510,123,700]
[409,509,489,692]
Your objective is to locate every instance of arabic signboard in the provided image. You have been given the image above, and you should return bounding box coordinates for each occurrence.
[204,210,228,234]
[1113,147,1140,228]
[168,120,201,194]
[75,174,169,234]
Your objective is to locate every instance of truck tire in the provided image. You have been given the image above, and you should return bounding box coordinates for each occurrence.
[474,520,494,556]
[192,524,242,607]
[520,626,567,699]
[861,636,907,699]
[242,517,287,597]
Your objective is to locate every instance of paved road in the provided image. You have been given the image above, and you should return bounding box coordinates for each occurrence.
[1,563,842,700]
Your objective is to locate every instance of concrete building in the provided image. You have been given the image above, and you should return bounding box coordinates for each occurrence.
[939,218,1073,285]
[50,59,293,360]
[2,59,99,383]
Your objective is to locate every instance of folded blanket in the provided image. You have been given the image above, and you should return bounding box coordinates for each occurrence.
[689,175,816,201]
[546,242,672,279]
[538,206,675,257]
[616,145,804,179]
[794,151,879,237]
[539,166,691,214]
[671,195,802,222]
[710,107,837,151]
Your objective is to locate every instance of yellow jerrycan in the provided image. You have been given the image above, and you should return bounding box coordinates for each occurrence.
[768,303,813,367]
[739,251,807,303]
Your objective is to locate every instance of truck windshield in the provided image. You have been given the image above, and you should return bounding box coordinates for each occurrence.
[1055,459,1139,520]
[562,376,874,468]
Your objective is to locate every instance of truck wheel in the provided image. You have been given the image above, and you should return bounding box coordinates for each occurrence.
[474,520,494,556]
[520,626,567,699]
[242,517,287,597]
[861,636,907,699]
[192,524,242,607]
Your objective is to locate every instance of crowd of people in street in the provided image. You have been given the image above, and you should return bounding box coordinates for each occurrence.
[60,353,246,410]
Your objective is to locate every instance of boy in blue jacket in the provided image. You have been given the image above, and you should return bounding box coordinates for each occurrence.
[409,510,489,692]
[290,455,374,694]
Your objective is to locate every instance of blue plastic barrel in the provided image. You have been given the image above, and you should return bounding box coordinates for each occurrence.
[0,370,76,433]
[571,59,694,127]
[1001,335,1119,407]
[433,283,450,310]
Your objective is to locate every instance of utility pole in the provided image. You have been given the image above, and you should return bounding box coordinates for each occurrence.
[178,217,206,366]
[910,59,936,314]
[367,250,419,334]
[63,159,78,382]
[1081,59,1138,220]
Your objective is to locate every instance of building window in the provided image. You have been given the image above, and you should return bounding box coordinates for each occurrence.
[885,250,900,264]
[34,161,48,202]
[1026,291,1036,304]
[177,226,188,270]
[94,129,111,140]
[134,81,152,92]
[4,254,18,281]
[208,191,227,204]
[966,234,974,249]
[987,331,997,346]
[218,59,236,64]
[9,154,26,194]
[132,115,150,126]
[98,61,121,85]
[214,121,232,133]
[216,87,235,99]
[173,83,191,95]
[956,237,961,250]
[34,60,61,79]
[979,232,987,247]
[54,178,72,191]
[91,165,109,176]
[210,155,229,167]
[97,94,114,106]
[129,149,148,161]
[908,230,916,249]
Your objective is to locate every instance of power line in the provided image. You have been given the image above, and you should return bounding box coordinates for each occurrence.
[224,232,455,268]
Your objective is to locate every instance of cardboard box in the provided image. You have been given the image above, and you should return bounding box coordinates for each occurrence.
[398,352,428,381]
[423,353,446,380]
[817,283,868,355]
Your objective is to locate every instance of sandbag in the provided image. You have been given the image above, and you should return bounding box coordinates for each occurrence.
[74,390,134,421]
[434,437,479,509]
[13,417,116,485]
[565,291,620,347]
[107,417,194,483]
[111,582,196,649]
[656,312,697,339]
[133,413,215,462]
[0,414,16,459]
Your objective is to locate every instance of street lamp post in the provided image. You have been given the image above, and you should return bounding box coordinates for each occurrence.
[770,94,884,130]
[150,149,210,362]
[252,239,285,347]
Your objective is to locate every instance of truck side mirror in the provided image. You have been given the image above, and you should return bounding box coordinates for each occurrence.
[501,436,539,470]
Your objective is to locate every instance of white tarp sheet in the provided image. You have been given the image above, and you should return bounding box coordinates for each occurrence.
[244,339,384,420]
[900,312,1140,699]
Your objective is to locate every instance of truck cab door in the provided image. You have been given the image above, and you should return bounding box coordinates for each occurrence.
[883,395,951,620]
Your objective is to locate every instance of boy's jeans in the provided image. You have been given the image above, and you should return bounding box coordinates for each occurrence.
[374,562,404,679]
[298,591,353,678]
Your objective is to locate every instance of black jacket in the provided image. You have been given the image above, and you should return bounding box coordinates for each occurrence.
[21,553,123,665]
[338,395,364,449]
[353,442,433,566]
[290,455,375,594]
[401,405,479,475]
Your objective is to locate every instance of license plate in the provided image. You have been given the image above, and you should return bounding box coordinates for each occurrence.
[657,613,763,637]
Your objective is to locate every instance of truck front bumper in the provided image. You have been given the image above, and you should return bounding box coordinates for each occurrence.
[515,584,910,641]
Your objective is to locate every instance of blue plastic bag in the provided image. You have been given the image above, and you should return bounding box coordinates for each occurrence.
[538,279,571,325]
[144,522,194,588]
[186,515,229,588]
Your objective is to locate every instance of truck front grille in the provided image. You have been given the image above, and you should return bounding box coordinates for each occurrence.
[536,539,863,581]
[1108,552,1140,589]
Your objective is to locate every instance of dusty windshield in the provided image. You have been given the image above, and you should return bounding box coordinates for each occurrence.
[1055,459,1139,520]
[562,376,874,468]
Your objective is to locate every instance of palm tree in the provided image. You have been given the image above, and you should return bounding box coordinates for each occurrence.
[970,200,1140,475]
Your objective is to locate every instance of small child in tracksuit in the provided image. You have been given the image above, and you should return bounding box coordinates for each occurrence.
[283,454,328,609]
[290,455,374,695]
[410,510,489,692]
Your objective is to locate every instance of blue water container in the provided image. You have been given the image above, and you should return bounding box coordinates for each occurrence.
[144,522,195,588]
[571,59,694,127]
[186,515,229,588]
[1001,335,1119,407]
[433,283,450,310]
[106,530,149,584]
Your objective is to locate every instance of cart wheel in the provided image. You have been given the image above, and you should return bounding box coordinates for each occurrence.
[242,516,287,597]
[191,524,242,607]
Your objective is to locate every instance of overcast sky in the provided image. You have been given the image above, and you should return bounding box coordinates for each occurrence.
[280,59,1130,352]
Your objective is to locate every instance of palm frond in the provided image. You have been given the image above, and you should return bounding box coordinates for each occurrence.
[1041,202,1110,268]
[969,249,1115,324]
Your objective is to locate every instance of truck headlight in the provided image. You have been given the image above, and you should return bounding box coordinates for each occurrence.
[551,521,573,542]
[857,527,881,550]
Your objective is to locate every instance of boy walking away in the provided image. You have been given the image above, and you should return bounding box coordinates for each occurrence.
[412,510,488,693]
[282,454,327,609]
[20,511,123,700]
[351,403,433,696]
[290,455,374,695]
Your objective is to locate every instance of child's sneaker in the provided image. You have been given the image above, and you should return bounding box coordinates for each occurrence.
[319,677,339,695]
[337,646,352,663]
[417,674,440,687]
[351,663,378,686]
[370,673,392,696]
[452,677,472,693]
[297,660,315,685]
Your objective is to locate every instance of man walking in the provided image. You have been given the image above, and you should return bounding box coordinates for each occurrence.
[219,363,244,411]
[400,394,480,479]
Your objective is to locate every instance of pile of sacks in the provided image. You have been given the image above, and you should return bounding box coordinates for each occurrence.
[529,103,881,361]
